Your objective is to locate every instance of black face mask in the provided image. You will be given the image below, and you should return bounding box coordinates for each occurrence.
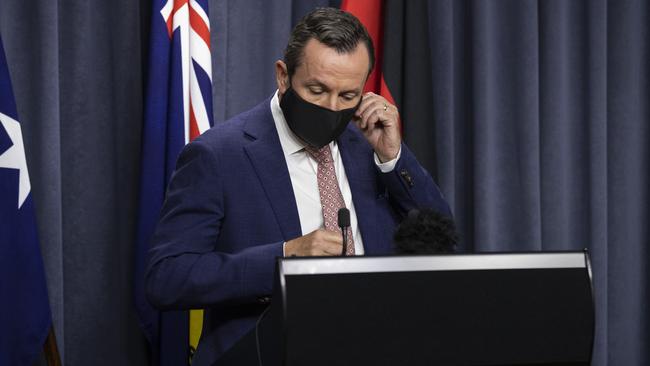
[280,86,361,148]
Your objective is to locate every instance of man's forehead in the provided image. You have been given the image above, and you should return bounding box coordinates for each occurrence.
[295,39,369,86]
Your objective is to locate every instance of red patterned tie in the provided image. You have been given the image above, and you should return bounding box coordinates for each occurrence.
[305,145,355,255]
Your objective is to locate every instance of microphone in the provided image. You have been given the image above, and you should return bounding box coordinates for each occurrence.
[393,209,459,254]
[337,208,350,256]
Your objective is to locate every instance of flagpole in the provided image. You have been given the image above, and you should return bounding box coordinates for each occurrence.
[43,326,61,366]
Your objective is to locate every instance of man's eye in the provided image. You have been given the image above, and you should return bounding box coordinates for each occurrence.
[341,94,355,101]
[309,89,323,95]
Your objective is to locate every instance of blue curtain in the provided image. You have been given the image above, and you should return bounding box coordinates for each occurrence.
[0,0,647,364]
[408,2,648,365]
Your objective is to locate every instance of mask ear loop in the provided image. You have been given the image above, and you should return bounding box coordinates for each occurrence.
[285,73,293,94]
[281,75,298,103]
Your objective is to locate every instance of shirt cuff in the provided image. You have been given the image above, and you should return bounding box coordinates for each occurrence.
[374,146,402,173]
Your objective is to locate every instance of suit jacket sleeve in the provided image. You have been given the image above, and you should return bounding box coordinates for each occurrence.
[145,139,282,310]
[380,143,452,218]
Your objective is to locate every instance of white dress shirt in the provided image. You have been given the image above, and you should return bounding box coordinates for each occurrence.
[270,91,400,255]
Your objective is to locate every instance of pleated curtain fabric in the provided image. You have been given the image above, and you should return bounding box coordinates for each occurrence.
[0,0,647,364]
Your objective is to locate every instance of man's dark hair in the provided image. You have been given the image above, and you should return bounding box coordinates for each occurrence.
[394,209,459,254]
[284,7,375,77]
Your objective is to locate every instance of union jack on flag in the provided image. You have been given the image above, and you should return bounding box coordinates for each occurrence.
[160,0,213,142]
[134,0,213,364]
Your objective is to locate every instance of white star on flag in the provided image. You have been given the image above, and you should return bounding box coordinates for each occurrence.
[0,111,31,209]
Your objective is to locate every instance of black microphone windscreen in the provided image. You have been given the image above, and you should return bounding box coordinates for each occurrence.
[338,208,350,228]
[393,209,458,254]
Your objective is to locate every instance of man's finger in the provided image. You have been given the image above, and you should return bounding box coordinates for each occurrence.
[321,241,344,256]
[356,92,385,114]
[318,229,344,244]
[353,118,367,131]
[355,94,374,116]
[356,97,383,119]
[310,236,343,256]
[361,108,383,131]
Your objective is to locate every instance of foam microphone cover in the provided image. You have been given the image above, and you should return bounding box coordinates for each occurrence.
[337,208,350,228]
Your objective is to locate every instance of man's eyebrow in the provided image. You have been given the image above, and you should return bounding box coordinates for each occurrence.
[304,79,329,89]
[342,88,361,95]
[303,79,361,95]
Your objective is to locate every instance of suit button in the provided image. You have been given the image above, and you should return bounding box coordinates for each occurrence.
[257,296,271,305]
[400,169,414,187]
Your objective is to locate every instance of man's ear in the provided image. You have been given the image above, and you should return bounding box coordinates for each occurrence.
[275,60,289,95]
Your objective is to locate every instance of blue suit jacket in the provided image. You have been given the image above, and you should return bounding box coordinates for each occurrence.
[146,98,450,365]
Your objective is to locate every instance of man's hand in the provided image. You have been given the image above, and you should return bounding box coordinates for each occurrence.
[354,92,401,162]
[284,229,343,256]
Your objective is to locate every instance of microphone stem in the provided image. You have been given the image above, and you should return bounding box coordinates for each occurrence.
[341,227,348,256]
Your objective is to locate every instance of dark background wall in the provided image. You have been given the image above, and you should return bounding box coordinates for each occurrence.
[0,0,647,364]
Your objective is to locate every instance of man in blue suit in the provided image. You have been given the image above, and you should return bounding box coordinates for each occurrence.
[146,7,450,365]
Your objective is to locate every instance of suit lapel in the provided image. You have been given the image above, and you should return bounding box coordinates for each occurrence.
[241,106,390,253]
[242,103,302,241]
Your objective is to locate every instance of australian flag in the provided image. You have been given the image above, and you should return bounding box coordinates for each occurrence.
[134,0,214,365]
[0,35,52,365]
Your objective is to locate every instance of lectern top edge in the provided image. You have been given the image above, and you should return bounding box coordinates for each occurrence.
[279,251,588,275]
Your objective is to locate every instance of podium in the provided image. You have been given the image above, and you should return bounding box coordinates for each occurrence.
[219,252,595,366]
